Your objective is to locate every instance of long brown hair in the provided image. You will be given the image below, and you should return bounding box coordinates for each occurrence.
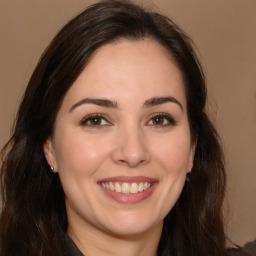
[0,1,226,255]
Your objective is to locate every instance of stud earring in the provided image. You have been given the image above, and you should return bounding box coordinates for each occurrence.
[186,171,192,182]
[49,166,54,172]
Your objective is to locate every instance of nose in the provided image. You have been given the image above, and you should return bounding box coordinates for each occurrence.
[111,127,151,168]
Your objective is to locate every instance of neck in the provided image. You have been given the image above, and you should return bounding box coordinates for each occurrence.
[67,220,163,256]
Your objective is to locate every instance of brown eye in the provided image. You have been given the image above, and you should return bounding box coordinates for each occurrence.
[152,116,165,125]
[80,115,110,126]
[147,114,176,127]
[88,117,103,125]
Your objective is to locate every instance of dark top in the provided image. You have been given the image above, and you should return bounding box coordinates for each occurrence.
[226,240,256,256]
[61,231,84,256]
[61,231,256,256]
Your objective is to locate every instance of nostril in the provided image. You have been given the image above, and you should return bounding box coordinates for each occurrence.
[114,153,150,168]
[111,131,151,167]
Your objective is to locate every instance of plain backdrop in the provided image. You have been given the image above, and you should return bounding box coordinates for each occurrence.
[0,0,255,246]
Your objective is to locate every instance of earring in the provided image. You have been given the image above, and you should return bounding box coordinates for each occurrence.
[49,166,54,172]
[186,171,191,182]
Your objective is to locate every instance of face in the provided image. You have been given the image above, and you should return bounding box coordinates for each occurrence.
[44,40,196,237]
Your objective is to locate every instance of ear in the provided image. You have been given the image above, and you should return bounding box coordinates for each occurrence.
[43,138,58,173]
[187,135,198,172]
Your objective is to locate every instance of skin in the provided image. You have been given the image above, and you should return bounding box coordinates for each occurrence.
[44,39,196,256]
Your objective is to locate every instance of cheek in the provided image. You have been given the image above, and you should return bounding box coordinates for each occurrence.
[151,132,192,174]
[53,131,111,177]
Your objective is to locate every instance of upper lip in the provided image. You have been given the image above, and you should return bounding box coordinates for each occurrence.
[98,176,158,183]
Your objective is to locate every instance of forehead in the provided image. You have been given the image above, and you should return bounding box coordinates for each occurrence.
[61,39,186,110]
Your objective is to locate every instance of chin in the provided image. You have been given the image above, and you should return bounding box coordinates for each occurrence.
[101,214,163,237]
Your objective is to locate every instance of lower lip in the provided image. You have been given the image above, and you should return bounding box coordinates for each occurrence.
[99,183,157,204]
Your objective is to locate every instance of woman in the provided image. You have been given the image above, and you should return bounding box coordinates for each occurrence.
[0,1,226,255]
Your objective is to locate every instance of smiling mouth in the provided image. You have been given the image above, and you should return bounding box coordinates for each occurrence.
[98,176,158,204]
[101,181,152,194]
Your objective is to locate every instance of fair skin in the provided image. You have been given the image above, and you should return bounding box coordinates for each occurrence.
[44,39,196,256]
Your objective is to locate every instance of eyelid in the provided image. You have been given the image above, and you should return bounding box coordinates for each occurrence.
[79,112,176,128]
[80,113,113,127]
[146,112,176,127]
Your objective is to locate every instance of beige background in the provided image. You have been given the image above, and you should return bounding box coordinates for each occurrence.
[0,0,255,246]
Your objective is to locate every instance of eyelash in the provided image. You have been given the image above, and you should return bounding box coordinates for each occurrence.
[80,114,111,127]
[146,113,176,127]
[80,113,176,128]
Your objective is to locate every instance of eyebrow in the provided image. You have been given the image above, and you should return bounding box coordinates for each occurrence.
[69,98,118,112]
[143,97,183,111]
[70,96,183,112]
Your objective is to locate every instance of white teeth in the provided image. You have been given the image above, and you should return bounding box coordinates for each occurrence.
[130,183,139,194]
[109,182,115,191]
[101,181,152,194]
[143,182,148,190]
[122,183,130,193]
[138,182,144,192]
[115,182,122,192]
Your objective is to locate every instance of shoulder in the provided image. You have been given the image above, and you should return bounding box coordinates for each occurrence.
[226,240,256,256]
[60,231,84,256]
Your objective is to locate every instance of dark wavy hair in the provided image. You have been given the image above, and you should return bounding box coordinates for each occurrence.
[0,1,226,255]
